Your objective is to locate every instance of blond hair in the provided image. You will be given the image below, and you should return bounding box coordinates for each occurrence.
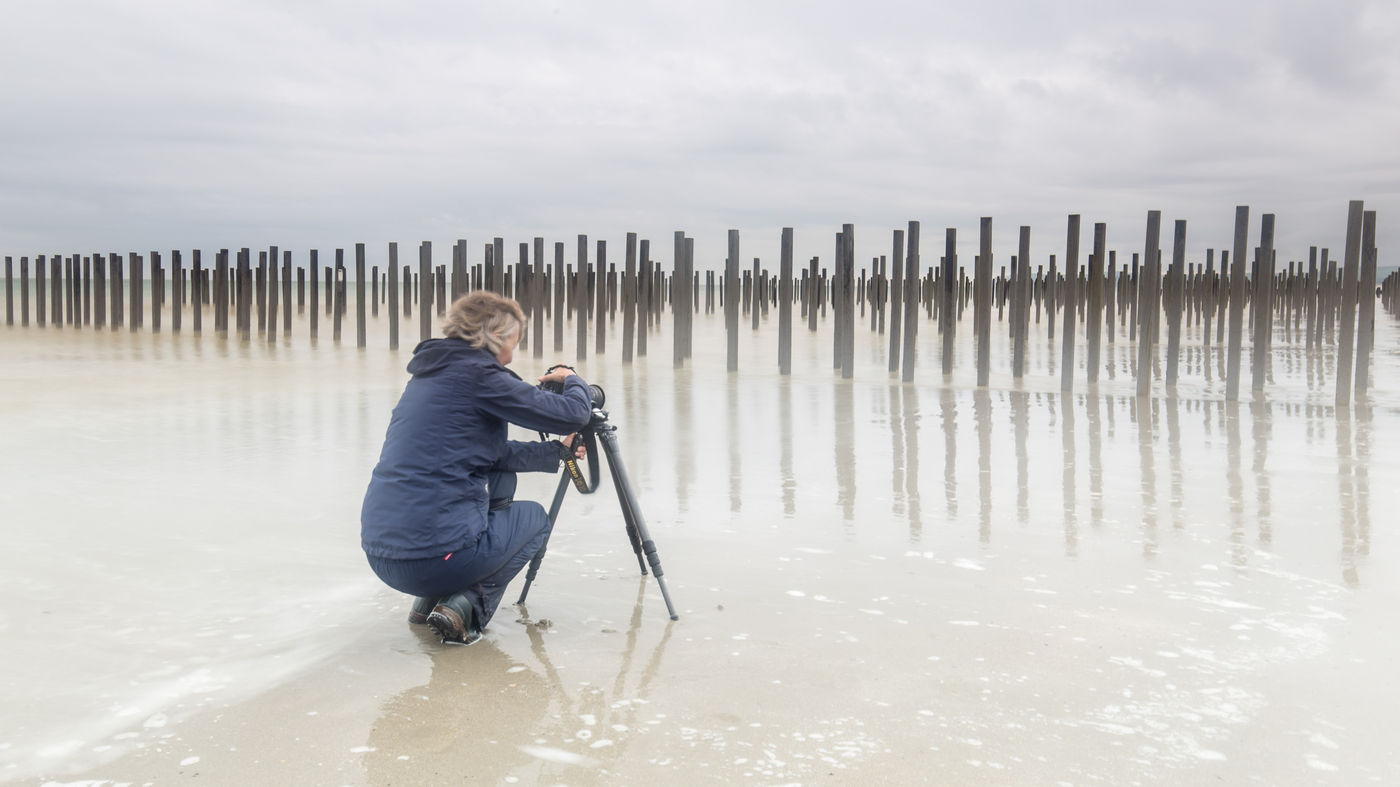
[442,291,526,354]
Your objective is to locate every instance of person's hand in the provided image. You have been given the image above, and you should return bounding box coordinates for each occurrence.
[538,364,577,386]
[560,433,586,460]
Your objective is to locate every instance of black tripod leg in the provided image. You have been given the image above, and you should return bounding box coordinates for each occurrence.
[597,428,680,620]
[515,468,573,606]
[603,436,648,575]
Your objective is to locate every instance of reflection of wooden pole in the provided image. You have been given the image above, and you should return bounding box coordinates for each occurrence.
[1354,210,1378,399]
[1336,200,1364,406]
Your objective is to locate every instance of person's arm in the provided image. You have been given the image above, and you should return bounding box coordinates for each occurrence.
[492,439,568,473]
[476,363,593,434]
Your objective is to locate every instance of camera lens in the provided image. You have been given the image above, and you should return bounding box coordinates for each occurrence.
[588,384,605,408]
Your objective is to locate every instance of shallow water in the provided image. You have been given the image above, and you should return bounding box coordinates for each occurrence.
[2,304,1398,784]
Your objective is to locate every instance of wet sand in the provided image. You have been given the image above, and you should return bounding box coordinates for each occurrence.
[3,309,1398,785]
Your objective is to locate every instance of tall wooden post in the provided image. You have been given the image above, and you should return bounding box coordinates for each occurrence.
[976,218,993,387]
[1012,226,1031,378]
[1336,200,1364,406]
[1061,216,1080,391]
[1355,211,1378,399]
[888,230,904,373]
[1251,216,1276,393]
[1225,207,1250,400]
[1136,211,1162,398]
[415,242,429,343]
[1165,220,1187,387]
[901,222,920,382]
[779,228,794,375]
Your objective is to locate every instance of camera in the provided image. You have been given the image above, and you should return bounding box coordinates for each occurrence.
[539,364,605,409]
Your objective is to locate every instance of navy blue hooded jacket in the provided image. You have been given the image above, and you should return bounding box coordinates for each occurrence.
[361,338,594,560]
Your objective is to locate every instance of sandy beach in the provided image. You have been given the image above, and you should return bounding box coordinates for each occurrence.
[4,309,1399,785]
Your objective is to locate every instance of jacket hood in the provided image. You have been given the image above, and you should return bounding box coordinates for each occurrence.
[407,338,486,377]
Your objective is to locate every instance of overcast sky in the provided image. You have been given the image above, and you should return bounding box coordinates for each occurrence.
[2,0,1397,275]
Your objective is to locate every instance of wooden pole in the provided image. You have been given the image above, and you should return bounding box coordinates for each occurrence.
[1136,211,1162,398]
[780,227,794,375]
[840,224,855,379]
[93,255,106,329]
[1012,226,1031,378]
[615,233,633,364]
[267,248,279,343]
[1225,207,1249,400]
[131,253,145,333]
[1165,220,1187,387]
[1251,215,1276,393]
[1336,200,1364,406]
[595,239,608,355]
[576,235,589,360]
[309,250,320,340]
[388,243,399,350]
[333,249,346,343]
[355,243,366,348]
[888,230,904,373]
[281,251,291,334]
[112,253,125,331]
[726,229,740,372]
[1062,215,1081,391]
[976,217,993,387]
[420,241,433,344]
[1355,211,1378,399]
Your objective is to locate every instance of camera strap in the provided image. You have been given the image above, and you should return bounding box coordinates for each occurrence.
[562,429,601,494]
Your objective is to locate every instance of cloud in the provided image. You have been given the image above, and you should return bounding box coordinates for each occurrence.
[0,0,1395,269]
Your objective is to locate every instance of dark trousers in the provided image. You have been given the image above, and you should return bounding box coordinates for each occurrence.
[367,473,551,629]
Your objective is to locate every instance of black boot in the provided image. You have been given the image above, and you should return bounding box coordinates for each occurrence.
[427,593,482,645]
[408,596,438,625]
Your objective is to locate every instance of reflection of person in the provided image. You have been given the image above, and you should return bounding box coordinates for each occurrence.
[361,291,593,644]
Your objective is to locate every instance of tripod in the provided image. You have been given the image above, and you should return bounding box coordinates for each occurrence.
[516,408,680,621]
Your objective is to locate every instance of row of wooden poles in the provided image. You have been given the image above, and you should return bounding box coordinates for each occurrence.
[4,202,1390,404]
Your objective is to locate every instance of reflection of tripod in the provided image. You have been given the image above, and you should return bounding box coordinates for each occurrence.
[516,408,680,621]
